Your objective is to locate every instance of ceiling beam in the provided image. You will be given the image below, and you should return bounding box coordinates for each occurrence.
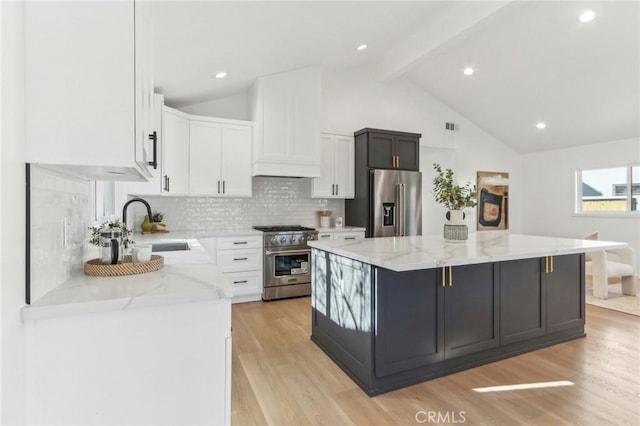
[374,1,519,82]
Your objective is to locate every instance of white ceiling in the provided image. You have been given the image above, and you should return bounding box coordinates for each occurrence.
[152,1,640,154]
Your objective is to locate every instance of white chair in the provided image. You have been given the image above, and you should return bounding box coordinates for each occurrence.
[583,232,637,300]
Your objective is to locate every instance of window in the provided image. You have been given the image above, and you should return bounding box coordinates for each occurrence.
[577,165,639,213]
[93,181,116,222]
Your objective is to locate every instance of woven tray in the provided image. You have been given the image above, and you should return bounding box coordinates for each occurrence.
[84,255,164,277]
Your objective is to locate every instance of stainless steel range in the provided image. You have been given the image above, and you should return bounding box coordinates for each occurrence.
[253,225,318,300]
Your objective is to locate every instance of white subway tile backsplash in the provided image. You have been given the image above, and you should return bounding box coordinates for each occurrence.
[128,177,344,231]
[29,166,91,302]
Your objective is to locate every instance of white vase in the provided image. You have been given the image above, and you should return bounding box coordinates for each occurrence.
[447,210,465,225]
[444,210,468,242]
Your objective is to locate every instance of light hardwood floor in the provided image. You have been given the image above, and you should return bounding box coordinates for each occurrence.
[232,297,640,426]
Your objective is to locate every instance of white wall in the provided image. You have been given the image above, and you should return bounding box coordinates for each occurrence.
[320,66,523,234]
[1,2,27,423]
[178,93,250,120]
[522,137,640,268]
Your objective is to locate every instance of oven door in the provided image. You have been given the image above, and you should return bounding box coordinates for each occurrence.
[264,248,311,288]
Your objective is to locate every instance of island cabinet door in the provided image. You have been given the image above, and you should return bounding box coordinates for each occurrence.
[545,254,585,334]
[443,263,499,359]
[499,258,546,345]
[374,267,444,378]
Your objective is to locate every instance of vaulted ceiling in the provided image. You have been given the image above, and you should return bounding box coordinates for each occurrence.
[152,1,640,154]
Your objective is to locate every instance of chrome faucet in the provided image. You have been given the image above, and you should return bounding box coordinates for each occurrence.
[122,197,153,227]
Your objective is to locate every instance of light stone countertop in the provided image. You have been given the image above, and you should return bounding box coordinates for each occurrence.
[22,238,230,321]
[308,232,629,272]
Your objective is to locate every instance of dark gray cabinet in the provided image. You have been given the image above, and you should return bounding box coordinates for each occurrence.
[500,254,584,342]
[546,254,585,333]
[444,263,499,358]
[374,263,498,377]
[375,268,444,377]
[355,128,420,171]
[500,258,546,344]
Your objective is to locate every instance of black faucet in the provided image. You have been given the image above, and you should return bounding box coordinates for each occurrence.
[122,197,153,227]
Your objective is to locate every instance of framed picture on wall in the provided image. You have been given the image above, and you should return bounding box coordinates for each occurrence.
[476,171,509,230]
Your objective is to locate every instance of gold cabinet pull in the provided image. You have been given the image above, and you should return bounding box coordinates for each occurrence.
[544,256,548,273]
[550,256,554,273]
[441,267,446,287]
[448,266,453,286]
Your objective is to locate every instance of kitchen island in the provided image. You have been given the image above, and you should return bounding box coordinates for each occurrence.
[308,232,627,396]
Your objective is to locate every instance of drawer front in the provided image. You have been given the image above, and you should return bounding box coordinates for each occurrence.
[217,235,262,250]
[217,248,262,272]
[334,231,365,240]
[317,232,334,240]
[224,270,262,296]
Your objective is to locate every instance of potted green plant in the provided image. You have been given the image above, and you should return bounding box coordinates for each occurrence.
[151,211,164,223]
[88,220,133,247]
[151,210,167,233]
[432,163,476,241]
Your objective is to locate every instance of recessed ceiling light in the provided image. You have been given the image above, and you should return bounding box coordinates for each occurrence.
[579,10,595,23]
[463,67,474,76]
[357,44,367,51]
[215,71,227,79]
[536,122,547,129]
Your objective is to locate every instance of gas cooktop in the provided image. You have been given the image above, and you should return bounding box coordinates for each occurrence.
[253,225,316,233]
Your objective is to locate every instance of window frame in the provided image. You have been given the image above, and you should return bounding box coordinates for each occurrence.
[575,164,640,217]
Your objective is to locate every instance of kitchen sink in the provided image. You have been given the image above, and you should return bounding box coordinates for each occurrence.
[151,241,191,252]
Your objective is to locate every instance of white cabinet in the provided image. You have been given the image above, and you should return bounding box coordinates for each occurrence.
[250,67,321,178]
[25,299,231,425]
[308,134,355,198]
[189,119,252,197]
[162,107,190,194]
[200,235,263,303]
[24,1,156,181]
[317,230,366,240]
[127,94,165,195]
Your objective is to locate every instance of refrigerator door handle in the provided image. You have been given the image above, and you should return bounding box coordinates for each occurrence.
[399,183,406,236]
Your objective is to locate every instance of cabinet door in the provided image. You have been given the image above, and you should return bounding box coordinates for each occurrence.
[163,109,190,194]
[312,135,336,197]
[395,135,420,171]
[367,133,394,169]
[221,125,252,197]
[134,0,154,174]
[25,2,134,170]
[500,258,545,345]
[546,254,585,334]
[190,121,222,195]
[444,263,499,359]
[127,94,164,195]
[375,268,444,377]
[334,135,355,198]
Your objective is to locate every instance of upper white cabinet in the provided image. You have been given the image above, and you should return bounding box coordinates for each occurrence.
[163,107,191,195]
[308,134,355,199]
[189,119,252,197]
[127,94,165,195]
[24,1,156,181]
[249,67,321,178]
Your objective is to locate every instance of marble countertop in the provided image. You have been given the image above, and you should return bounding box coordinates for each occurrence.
[23,239,230,321]
[133,228,262,241]
[308,232,629,272]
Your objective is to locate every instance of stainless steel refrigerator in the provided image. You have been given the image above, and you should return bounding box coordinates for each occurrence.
[370,169,422,237]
